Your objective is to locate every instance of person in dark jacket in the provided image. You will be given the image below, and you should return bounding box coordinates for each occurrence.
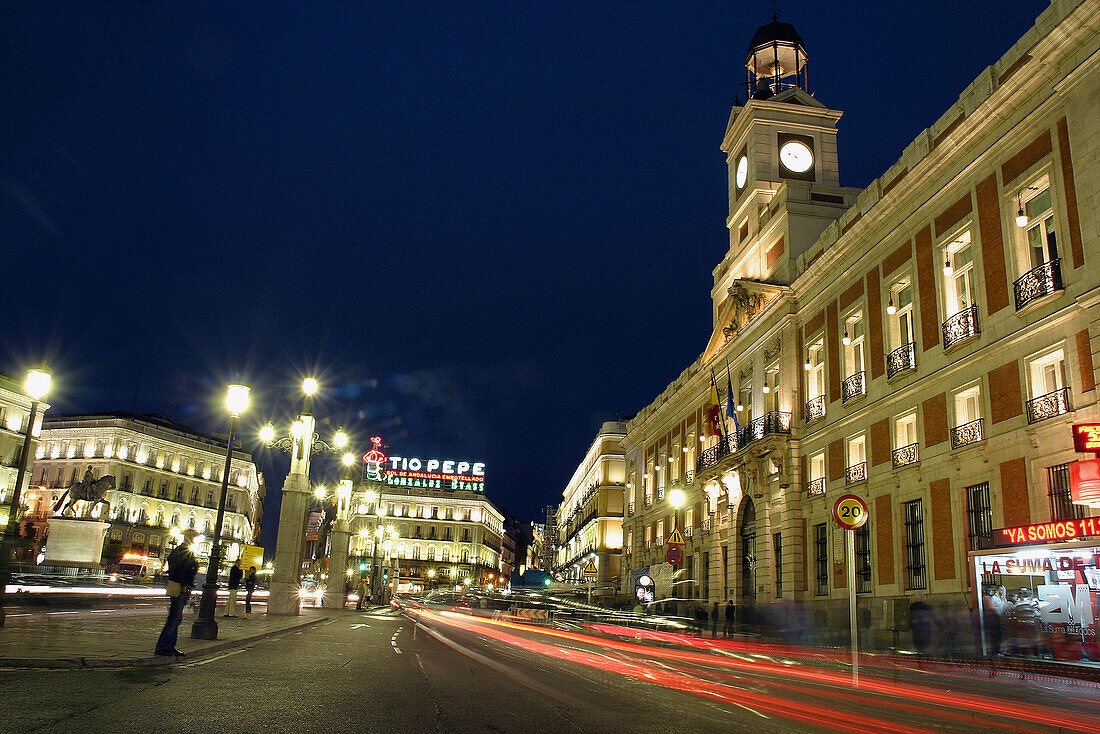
[155,530,199,656]
[243,566,257,618]
[711,601,720,637]
[724,600,736,637]
[910,593,936,654]
[224,560,243,618]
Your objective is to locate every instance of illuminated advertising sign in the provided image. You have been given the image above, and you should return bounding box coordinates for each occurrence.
[1072,423,1100,453]
[994,517,1100,546]
[384,456,486,492]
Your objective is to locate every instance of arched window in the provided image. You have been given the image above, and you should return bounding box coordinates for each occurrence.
[442,547,451,562]
[397,542,408,559]
[412,545,421,560]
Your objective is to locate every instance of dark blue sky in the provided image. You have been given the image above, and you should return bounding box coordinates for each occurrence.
[2,1,1046,547]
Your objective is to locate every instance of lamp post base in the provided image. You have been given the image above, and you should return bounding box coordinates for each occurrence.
[190,580,221,640]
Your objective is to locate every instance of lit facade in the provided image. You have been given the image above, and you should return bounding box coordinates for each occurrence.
[33,412,264,566]
[622,2,1100,638]
[554,421,627,591]
[0,372,47,516]
[347,484,506,593]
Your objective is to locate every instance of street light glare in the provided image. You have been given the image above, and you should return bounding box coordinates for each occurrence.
[668,488,686,509]
[334,431,348,448]
[226,383,250,416]
[290,420,305,439]
[24,368,52,401]
[314,486,326,499]
[260,424,275,443]
[303,377,319,395]
[342,452,354,466]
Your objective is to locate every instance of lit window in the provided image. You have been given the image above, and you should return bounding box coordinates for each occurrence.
[943,232,975,317]
[806,338,825,399]
[1022,187,1058,269]
[844,311,865,377]
[1028,348,1066,397]
[888,280,914,350]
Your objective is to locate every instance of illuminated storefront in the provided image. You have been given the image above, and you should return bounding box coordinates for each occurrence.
[973,522,1100,661]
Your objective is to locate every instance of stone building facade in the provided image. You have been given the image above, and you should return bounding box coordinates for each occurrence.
[622,2,1100,636]
[554,421,627,592]
[34,412,264,568]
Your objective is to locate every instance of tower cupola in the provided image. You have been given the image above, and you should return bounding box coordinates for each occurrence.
[745,19,807,99]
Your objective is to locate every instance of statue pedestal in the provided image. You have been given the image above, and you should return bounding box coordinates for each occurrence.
[43,518,110,569]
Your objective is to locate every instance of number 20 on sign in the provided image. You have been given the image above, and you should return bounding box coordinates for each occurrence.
[833,494,869,530]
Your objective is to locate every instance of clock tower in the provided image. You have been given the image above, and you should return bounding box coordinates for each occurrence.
[713,18,856,321]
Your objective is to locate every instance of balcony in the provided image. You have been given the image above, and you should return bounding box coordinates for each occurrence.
[804,395,826,423]
[655,535,663,546]
[643,540,652,550]
[886,342,916,379]
[1026,387,1071,424]
[628,502,635,514]
[684,525,694,538]
[1014,259,1062,311]
[942,306,980,350]
[695,433,739,472]
[685,470,695,486]
[702,516,711,532]
[892,443,919,469]
[644,496,652,508]
[625,546,632,556]
[950,418,984,449]
[806,478,826,496]
[741,411,792,444]
[841,372,866,403]
[845,462,867,485]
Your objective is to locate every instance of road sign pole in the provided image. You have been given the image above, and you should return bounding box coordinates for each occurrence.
[588,578,593,605]
[847,527,858,687]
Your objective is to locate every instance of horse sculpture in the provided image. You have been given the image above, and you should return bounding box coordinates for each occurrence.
[53,467,116,518]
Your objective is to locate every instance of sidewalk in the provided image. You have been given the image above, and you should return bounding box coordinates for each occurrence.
[0,605,330,669]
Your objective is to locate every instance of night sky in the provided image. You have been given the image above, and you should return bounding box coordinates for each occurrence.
[2,1,1047,549]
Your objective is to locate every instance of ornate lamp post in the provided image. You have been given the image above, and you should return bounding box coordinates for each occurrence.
[0,367,51,627]
[263,378,349,615]
[320,452,355,609]
[191,382,250,640]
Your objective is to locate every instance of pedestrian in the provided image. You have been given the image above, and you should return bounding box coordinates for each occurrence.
[223,559,243,618]
[724,600,735,637]
[711,601,720,637]
[356,577,368,611]
[242,566,257,618]
[909,593,936,654]
[155,529,199,657]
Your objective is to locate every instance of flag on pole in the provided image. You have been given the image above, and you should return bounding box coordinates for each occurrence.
[706,372,724,438]
[725,360,741,437]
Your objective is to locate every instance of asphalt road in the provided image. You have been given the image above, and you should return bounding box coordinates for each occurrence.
[1,605,1097,734]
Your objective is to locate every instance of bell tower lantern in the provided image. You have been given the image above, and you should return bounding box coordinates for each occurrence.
[746,19,808,100]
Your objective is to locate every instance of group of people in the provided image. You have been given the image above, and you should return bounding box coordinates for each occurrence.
[154,528,259,657]
[690,600,737,637]
[982,583,1045,657]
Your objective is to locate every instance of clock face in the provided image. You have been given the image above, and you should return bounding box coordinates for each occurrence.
[779,140,814,173]
[735,155,748,189]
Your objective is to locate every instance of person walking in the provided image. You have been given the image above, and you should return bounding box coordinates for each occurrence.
[711,601,720,638]
[223,560,243,618]
[724,600,735,637]
[155,529,199,657]
[909,593,936,654]
[356,577,368,611]
[242,566,257,618]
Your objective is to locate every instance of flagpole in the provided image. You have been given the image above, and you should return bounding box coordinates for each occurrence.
[715,368,730,443]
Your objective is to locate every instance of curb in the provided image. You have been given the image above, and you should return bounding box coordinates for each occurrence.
[0,616,329,670]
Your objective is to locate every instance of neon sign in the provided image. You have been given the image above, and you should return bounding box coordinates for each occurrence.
[994,517,1100,546]
[362,436,387,482]
[1072,423,1100,452]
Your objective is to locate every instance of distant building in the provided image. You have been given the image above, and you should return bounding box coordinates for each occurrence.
[554,421,627,593]
[34,412,265,570]
[0,372,48,552]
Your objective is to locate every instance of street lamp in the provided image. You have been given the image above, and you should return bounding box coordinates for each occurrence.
[191,383,249,640]
[0,367,51,627]
[668,487,686,532]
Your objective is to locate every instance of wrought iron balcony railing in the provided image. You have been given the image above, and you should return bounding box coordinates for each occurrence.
[1026,387,1071,424]
[892,443,919,469]
[624,545,632,556]
[684,525,694,538]
[804,395,826,423]
[644,496,652,508]
[1014,259,1062,311]
[657,486,665,500]
[886,342,917,379]
[685,470,695,486]
[742,411,792,444]
[628,502,634,514]
[643,540,652,550]
[806,478,826,496]
[942,306,980,349]
[841,372,866,403]
[950,418,984,449]
[655,535,663,546]
[695,433,740,472]
[702,516,711,532]
[845,462,867,485]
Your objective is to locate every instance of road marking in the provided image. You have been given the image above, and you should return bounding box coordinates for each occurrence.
[391,627,403,654]
[179,647,249,667]
[350,623,369,629]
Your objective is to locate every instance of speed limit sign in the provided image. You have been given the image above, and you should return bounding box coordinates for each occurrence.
[833,494,869,530]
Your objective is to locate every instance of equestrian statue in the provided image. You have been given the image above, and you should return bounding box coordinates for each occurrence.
[53,466,115,518]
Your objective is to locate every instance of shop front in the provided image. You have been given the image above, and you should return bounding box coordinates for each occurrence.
[972,518,1100,662]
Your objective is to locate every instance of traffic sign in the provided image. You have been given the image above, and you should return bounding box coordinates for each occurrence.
[582,560,598,578]
[666,545,683,565]
[667,527,686,545]
[833,494,869,530]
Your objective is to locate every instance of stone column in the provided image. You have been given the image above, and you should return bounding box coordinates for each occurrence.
[267,472,309,615]
[325,521,349,609]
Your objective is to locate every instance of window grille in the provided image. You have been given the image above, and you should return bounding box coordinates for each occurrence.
[815,523,828,596]
[904,500,926,590]
[966,482,993,551]
[1048,463,1083,522]
[855,524,872,594]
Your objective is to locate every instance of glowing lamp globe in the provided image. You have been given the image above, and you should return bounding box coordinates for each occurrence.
[303,378,319,396]
[260,424,275,443]
[25,368,52,401]
[334,431,348,448]
[668,488,686,509]
[226,384,250,416]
